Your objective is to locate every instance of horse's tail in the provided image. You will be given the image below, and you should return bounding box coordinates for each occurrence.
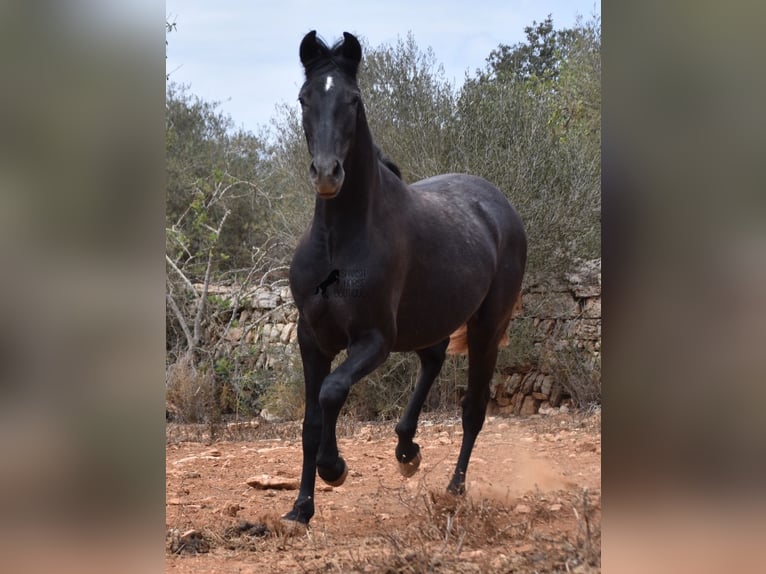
[446,293,523,356]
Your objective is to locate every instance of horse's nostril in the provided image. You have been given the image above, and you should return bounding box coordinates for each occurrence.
[309,162,318,178]
[332,160,342,179]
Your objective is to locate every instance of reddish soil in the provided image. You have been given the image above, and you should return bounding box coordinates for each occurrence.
[166,410,601,573]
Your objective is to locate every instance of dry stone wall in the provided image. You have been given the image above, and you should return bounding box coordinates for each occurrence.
[210,258,601,416]
[489,258,601,415]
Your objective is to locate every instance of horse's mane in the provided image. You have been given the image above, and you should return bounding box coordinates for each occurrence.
[375,145,402,180]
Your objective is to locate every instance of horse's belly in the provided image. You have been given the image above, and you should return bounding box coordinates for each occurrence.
[392,274,490,352]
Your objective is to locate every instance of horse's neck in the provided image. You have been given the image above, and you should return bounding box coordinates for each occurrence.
[312,124,378,255]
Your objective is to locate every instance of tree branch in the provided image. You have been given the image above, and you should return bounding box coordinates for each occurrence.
[193,209,231,347]
[166,289,194,353]
[166,253,198,296]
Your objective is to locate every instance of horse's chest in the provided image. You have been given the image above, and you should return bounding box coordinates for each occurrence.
[294,266,376,345]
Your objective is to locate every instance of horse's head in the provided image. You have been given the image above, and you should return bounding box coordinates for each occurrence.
[298,31,363,200]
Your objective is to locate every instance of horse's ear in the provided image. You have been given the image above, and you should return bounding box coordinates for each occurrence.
[300,30,327,71]
[338,32,362,76]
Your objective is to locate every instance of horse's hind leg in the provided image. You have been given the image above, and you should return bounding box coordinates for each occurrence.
[395,339,449,476]
[447,316,508,494]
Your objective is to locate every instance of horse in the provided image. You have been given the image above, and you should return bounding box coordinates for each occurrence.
[284,31,527,524]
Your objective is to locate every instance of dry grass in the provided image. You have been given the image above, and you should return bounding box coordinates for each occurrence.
[167,485,600,572]
[166,354,215,424]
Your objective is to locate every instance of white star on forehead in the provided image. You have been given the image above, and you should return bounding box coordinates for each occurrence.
[324,75,334,92]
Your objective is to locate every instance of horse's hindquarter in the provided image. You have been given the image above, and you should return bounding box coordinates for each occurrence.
[392,174,525,351]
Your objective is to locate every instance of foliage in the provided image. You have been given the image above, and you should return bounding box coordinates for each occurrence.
[166,84,272,278]
[165,353,214,423]
[456,15,601,279]
[486,15,561,82]
[359,33,457,181]
[165,15,601,421]
[165,85,295,422]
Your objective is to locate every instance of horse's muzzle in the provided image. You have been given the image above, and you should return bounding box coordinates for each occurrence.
[310,157,344,199]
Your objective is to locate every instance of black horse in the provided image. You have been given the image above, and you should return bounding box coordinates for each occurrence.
[284,31,527,524]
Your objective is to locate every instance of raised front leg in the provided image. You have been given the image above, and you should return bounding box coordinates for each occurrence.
[395,339,449,477]
[283,319,333,524]
[315,331,390,485]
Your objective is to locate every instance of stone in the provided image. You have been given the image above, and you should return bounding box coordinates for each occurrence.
[549,382,566,407]
[573,284,601,298]
[582,297,601,318]
[225,327,243,342]
[513,503,532,514]
[246,475,299,490]
[540,375,553,396]
[507,373,523,394]
[253,289,279,309]
[520,395,540,416]
[279,286,293,303]
[259,408,281,423]
[538,402,555,415]
[521,373,536,395]
[575,319,601,340]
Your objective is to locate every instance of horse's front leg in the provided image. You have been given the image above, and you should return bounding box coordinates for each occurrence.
[316,331,390,485]
[283,319,333,524]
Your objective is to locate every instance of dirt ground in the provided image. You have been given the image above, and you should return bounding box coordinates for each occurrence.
[166,409,601,573]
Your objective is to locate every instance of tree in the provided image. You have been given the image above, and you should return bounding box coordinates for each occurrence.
[358,33,457,181]
[165,85,293,424]
[166,84,271,278]
[486,15,560,83]
[455,15,601,279]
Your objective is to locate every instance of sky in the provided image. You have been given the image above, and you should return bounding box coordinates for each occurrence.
[166,0,600,135]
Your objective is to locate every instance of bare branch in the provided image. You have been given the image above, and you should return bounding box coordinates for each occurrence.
[166,289,194,353]
[192,209,231,347]
[166,253,198,296]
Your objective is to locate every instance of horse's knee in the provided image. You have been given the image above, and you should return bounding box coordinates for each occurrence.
[318,375,349,412]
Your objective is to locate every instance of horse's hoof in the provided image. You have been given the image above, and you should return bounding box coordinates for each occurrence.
[319,460,348,486]
[280,516,310,534]
[398,450,422,477]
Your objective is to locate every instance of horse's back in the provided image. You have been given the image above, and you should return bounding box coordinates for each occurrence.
[390,173,526,351]
[409,173,525,259]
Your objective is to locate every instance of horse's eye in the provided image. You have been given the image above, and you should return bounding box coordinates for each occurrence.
[298,96,307,107]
